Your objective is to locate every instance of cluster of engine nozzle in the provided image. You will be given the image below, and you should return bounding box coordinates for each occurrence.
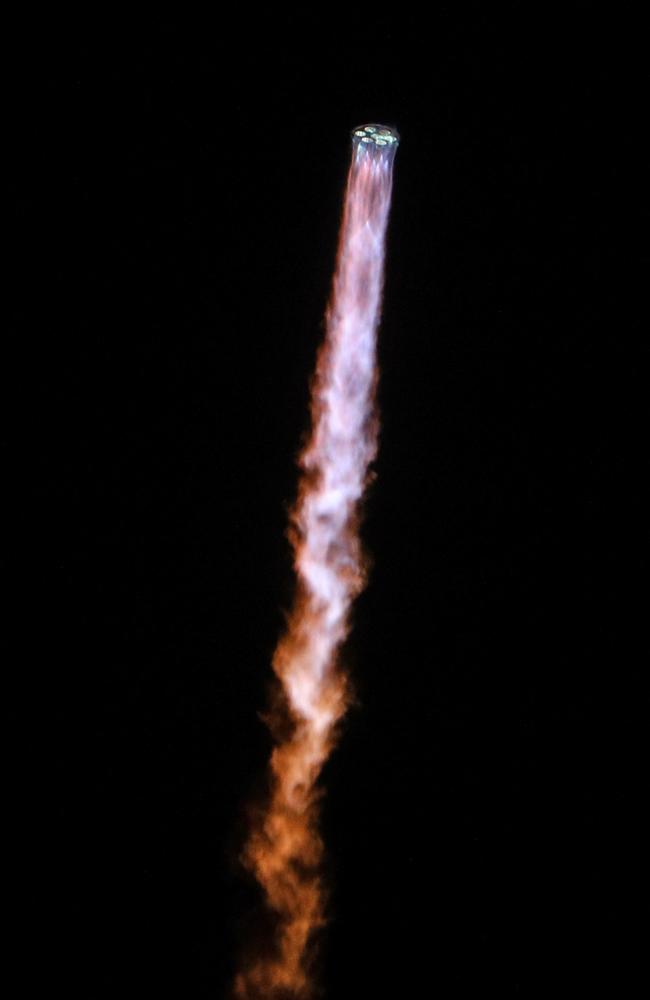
[351,123,400,147]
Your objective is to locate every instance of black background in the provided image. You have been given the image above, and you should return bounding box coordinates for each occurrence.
[17,8,647,997]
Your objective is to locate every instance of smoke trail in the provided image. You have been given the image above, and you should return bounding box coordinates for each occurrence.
[235,124,399,999]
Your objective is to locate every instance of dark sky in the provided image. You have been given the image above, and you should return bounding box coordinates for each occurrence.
[20,9,647,998]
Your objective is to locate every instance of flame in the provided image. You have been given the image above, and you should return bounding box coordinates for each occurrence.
[235,127,398,999]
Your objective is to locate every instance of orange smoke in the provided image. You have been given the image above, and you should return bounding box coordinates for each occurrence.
[235,125,398,999]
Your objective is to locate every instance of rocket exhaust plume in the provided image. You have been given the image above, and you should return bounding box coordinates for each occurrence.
[235,124,399,999]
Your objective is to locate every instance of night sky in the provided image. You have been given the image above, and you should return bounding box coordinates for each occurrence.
[22,9,646,997]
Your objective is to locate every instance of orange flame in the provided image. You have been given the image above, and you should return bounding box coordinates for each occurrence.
[235,126,398,999]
